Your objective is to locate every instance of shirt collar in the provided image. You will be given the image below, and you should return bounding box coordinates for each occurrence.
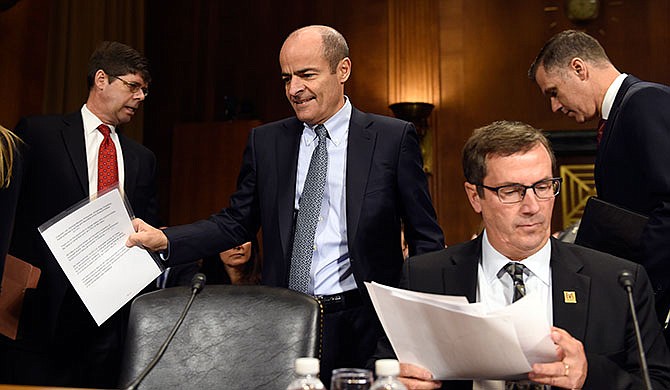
[480,229,552,287]
[601,73,628,120]
[302,96,351,147]
[81,104,116,136]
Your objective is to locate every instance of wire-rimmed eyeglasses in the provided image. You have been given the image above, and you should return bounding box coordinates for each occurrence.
[477,177,562,204]
[110,75,149,97]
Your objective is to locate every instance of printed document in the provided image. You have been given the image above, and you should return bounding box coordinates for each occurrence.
[39,189,161,325]
[366,282,556,380]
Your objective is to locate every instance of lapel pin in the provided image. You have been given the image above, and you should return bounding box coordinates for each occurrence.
[564,291,577,303]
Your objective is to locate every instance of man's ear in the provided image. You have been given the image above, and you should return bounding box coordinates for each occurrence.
[464,182,482,214]
[94,69,107,90]
[570,58,588,81]
[338,57,351,84]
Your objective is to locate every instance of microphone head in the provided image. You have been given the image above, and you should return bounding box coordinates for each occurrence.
[618,270,635,290]
[191,273,206,293]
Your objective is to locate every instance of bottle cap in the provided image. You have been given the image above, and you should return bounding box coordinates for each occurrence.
[295,357,320,375]
[375,359,400,376]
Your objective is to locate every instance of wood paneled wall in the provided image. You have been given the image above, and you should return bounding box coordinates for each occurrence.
[0,0,49,128]
[2,0,669,243]
[433,1,670,242]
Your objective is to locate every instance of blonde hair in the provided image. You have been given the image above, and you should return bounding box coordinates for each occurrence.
[0,125,20,188]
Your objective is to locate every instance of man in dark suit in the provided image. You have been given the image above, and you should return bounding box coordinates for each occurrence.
[1,41,158,388]
[375,121,670,389]
[128,25,444,384]
[529,30,670,340]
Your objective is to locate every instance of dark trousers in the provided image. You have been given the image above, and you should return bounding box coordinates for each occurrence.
[319,301,382,388]
[0,288,127,388]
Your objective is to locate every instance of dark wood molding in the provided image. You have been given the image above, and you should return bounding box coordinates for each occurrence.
[544,130,598,157]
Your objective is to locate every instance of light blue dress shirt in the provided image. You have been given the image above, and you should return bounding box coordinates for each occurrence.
[294,97,357,295]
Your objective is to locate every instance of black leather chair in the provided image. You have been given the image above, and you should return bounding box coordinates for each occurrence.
[118,285,321,389]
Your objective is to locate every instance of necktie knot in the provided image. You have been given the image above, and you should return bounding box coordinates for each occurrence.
[98,124,112,138]
[503,262,527,302]
[315,124,327,141]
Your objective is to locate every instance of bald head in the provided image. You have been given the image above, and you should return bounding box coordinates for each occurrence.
[283,25,349,73]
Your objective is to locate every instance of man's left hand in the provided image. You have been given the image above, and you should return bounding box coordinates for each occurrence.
[528,326,587,389]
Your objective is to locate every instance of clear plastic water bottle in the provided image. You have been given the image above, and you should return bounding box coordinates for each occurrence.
[370,359,407,390]
[286,357,325,390]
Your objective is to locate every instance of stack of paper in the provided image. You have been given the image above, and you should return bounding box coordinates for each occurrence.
[366,282,557,381]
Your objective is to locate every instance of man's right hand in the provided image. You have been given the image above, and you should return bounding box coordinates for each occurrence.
[399,363,442,389]
[126,218,168,251]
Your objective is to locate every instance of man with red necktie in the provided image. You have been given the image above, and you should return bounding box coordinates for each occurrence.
[2,41,159,388]
[529,30,670,348]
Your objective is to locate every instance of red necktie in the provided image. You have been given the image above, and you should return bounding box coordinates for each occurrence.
[97,124,118,192]
[596,118,607,145]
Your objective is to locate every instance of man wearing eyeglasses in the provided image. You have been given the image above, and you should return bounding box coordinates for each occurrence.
[373,121,670,389]
[3,42,158,388]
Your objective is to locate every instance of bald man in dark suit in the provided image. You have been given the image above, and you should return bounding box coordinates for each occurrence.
[128,25,444,384]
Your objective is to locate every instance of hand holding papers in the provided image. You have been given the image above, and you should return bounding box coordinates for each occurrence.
[365,282,556,381]
[39,189,161,325]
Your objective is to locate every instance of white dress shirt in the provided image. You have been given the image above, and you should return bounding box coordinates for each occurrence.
[601,73,628,120]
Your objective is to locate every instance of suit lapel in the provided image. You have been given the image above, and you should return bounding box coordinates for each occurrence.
[61,112,89,196]
[550,240,590,341]
[443,237,481,302]
[595,75,641,187]
[277,119,303,259]
[118,133,138,199]
[346,108,376,243]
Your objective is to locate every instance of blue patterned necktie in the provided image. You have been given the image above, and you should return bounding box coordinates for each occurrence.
[288,125,328,294]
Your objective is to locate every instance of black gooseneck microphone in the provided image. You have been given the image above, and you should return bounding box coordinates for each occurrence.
[124,273,207,390]
[618,270,652,390]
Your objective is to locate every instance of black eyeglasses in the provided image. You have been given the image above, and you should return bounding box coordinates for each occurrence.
[110,75,149,97]
[477,177,562,204]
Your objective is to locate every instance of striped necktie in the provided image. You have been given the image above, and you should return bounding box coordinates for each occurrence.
[502,262,546,389]
[504,262,527,302]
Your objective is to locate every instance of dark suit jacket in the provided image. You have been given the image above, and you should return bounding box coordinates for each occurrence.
[595,75,670,320]
[0,139,22,285]
[374,236,670,389]
[164,107,444,291]
[8,111,159,341]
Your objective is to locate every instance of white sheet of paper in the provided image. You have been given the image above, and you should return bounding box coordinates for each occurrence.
[39,189,161,325]
[366,282,556,380]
